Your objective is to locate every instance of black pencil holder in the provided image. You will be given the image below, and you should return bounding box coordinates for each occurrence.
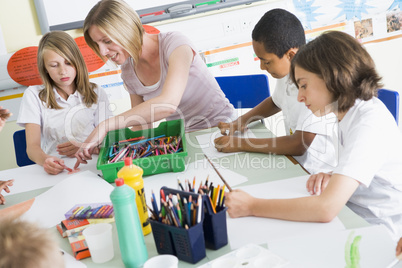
[151,187,228,253]
[150,219,206,264]
[150,187,207,264]
[202,199,228,250]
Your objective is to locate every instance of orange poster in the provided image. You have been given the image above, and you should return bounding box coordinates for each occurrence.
[74,36,105,73]
[7,46,42,86]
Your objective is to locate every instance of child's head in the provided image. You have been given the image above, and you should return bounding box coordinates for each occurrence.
[37,30,97,109]
[290,31,382,115]
[0,219,64,268]
[252,8,305,78]
[84,0,144,65]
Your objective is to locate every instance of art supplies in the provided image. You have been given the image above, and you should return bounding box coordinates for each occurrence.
[107,135,183,163]
[97,119,188,182]
[64,202,114,219]
[117,157,151,235]
[176,175,227,213]
[204,154,233,192]
[149,187,206,264]
[110,178,148,268]
[148,186,228,263]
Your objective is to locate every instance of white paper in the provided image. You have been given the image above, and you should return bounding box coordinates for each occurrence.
[198,243,288,268]
[227,175,345,249]
[3,156,100,196]
[143,159,248,208]
[20,170,113,228]
[195,129,256,159]
[268,225,401,268]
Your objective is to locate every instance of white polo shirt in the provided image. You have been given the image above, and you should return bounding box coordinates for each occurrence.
[17,85,112,156]
[271,75,338,174]
[334,98,402,240]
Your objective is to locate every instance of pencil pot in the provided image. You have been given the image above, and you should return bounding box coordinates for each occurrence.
[150,219,206,264]
[203,202,228,250]
[159,187,228,250]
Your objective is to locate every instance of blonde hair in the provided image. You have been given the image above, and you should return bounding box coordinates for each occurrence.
[37,30,98,109]
[83,0,144,64]
[0,219,64,268]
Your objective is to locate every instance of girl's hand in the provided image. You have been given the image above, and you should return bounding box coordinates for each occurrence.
[0,107,11,132]
[306,172,332,195]
[214,135,244,153]
[56,141,80,157]
[225,189,255,218]
[43,157,65,175]
[0,179,14,205]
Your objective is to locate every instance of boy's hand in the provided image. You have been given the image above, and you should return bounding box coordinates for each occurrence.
[217,120,247,136]
[0,179,14,205]
[214,135,244,153]
[306,172,332,195]
[57,141,80,157]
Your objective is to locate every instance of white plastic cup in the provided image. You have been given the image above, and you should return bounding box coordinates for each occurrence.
[143,255,178,268]
[83,223,114,263]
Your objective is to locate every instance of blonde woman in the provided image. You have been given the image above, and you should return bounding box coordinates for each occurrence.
[74,0,235,167]
[17,31,112,175]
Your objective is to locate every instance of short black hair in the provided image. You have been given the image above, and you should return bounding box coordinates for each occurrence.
[252,8,306,58]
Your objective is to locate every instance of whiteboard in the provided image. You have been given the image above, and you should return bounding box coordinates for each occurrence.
[34,0,265,34]
[39,0,184,27]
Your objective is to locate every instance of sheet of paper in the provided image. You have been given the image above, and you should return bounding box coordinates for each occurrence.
[20,171,113,229]
[227,175,345,249]
[3,156,99,196]
[198,243,288,268]
[143,159,248,207]
[195,129,256,159]
[268,225,400,268]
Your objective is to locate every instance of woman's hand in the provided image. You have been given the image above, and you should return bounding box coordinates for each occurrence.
[57,141,80,157]
[306,172,332,195]
[74,123,108,169]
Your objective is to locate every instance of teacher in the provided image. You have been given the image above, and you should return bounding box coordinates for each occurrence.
[75,0,235,167]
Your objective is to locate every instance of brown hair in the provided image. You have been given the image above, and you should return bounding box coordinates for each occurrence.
[0,219,64,268]
[37,30,98,109]
[290,31,382,112]
[83,0,144,64]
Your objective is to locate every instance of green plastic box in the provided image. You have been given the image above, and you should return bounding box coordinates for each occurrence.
[97,119,187,183]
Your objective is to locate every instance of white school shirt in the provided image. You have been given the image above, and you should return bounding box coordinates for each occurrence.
[334,98,402,240]
[17,85,112,156]
[271,75,338,174]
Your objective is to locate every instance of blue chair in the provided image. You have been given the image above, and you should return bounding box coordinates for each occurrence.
[216,74,270,109]
[216,74,270,123]
[13,129,35,167]
[378,89,399,125]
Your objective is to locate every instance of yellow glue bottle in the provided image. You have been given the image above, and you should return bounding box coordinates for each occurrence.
[117,157,151,236]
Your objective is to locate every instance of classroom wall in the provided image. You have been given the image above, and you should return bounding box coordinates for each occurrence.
[1,0,402,171]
